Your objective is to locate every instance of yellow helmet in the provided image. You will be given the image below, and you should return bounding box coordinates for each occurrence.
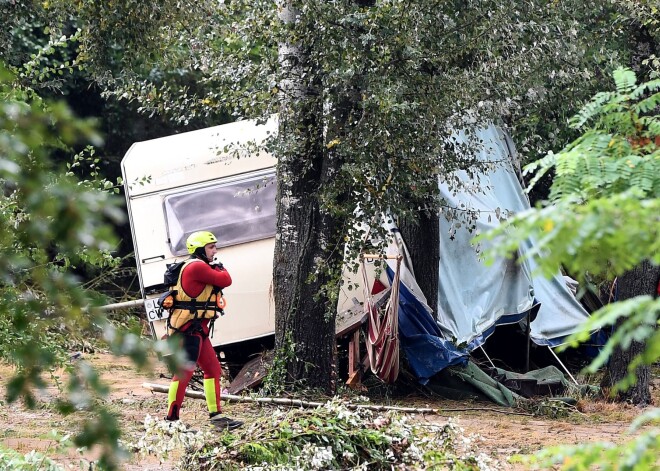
[186,231,218,254]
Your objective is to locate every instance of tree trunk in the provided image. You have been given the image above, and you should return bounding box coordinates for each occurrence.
[630,22,658,80]
[398,211,440,317]
[273,3,342,394]
[600,260,659,405]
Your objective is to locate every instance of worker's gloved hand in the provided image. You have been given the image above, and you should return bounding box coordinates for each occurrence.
[209,253,224,269]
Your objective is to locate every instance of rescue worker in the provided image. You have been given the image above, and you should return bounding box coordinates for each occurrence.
[165,230,243,430]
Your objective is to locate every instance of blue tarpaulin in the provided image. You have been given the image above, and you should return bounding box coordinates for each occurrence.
[383,226,468,385]
[376,124,594,386]
[395,270,468,384]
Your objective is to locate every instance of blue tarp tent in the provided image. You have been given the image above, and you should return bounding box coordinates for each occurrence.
[382,224,468,384]
[436,125,591,350]
[380,124,592,386]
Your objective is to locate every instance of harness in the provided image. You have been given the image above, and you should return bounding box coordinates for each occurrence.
[158,259,225,337]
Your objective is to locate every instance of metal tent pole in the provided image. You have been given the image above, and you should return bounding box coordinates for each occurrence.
[547,346,579,386]
[479,346,496,369]
[525,312,531,372]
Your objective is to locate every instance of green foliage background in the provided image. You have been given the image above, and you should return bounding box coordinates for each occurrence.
[1,0,659,468]
[0,61,165,469]
[480,67,660,469]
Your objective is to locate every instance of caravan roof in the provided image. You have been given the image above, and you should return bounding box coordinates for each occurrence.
[121,117,277,197]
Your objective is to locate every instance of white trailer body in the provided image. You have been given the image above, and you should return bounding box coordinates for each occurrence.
[121,117,367,350]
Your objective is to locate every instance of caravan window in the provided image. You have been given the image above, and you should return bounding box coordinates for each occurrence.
[164,172,277,254]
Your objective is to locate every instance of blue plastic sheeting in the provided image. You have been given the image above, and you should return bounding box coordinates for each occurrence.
[382,225,468,384]
[387,265,468,384]
[374,124,593,384]
[436,125,591,349]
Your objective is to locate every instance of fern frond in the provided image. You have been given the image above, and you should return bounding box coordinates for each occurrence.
[602,159,621,187]
[569,92,613,129]
[628,158,653,196]
[578,133,613,157]
[613,67,637,94]
[630,78,660,100]
[646,119,660,136]
[523,151,556,192]
[548,149,587,201]
[635,91,660,114]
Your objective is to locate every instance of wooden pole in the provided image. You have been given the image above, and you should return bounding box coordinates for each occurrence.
[144,382,325,408]
[96,299,145,312]
[142,382,533,416]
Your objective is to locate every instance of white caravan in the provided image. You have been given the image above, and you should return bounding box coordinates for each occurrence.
[121,117,369,357]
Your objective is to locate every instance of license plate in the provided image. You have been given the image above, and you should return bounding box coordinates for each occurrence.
[144,297,169,322]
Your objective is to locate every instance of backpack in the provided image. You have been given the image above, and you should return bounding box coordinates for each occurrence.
[154,260,188,320]
[163,260,187,287]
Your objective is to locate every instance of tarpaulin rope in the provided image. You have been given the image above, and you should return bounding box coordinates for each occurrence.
[361,253,402,384]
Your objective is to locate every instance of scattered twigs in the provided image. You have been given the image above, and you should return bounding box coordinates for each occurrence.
[142,382,534,416]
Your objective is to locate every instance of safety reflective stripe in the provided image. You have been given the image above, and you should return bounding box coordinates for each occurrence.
[204,378,218,413]
[168,380,179,407]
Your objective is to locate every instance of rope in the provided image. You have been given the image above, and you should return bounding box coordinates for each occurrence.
[361,254,402,384]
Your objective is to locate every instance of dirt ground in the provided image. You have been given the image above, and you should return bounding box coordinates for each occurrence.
[1,351,658,470]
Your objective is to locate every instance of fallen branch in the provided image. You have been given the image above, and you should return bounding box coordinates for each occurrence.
[144,382,325,408]
[142,382,533,416]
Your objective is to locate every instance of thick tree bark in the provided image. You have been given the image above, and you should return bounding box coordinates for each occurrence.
[600,260,659,405]
[273,3,342,394]
[601,13,660,406]
[398,211,440,317]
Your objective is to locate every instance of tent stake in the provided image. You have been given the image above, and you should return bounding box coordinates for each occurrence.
[547,346,579,386]
[479,346,496,369]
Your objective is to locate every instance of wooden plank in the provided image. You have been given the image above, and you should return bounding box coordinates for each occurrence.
[228,288,391,394]
[226,352,270,395]
[335,288,390,338]
[346,328,365,390]
[348,329,359,374]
